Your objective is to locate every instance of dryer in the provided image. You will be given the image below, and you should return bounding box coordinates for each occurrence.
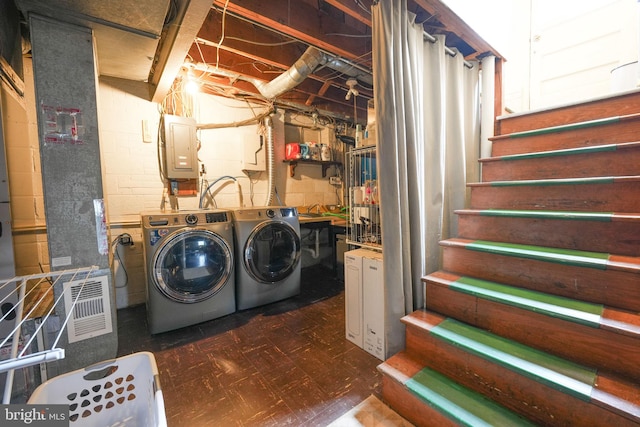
[232,207,301,310]
[142,210,235,334]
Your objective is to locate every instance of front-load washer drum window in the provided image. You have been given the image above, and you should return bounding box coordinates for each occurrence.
[153,229,233,303]
[244,221,301,283]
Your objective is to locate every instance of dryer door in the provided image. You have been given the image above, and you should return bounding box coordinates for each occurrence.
[152,229,233,303]
[244,221,301,283]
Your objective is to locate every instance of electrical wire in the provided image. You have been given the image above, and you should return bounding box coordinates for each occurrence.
[110,235,130,289]
[223,36,299,47]
[199,175,238,208]
[216,0,231,69]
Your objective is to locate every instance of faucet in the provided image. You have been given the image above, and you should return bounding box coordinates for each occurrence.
[307,204,321,214]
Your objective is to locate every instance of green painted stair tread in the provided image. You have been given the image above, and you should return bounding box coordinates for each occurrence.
[406,367,536,427]
[451,276,603,327]
[488,176,615,187]
[431,318,597,400]
[486,142,620,162]
[505,116,620,139]
[465,240,609,270]
[471,209,615,221]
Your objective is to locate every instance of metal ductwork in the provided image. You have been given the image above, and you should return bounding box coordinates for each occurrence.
[193,46,326,99]
[192,45,371,100]
[326,57,373,86]
[255,46,326,99]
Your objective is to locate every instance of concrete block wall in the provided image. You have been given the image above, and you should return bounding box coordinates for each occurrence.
[2,58,48,277]
[97,78,344,308]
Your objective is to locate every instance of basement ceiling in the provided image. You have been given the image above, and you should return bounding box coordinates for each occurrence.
[15,0,503,124]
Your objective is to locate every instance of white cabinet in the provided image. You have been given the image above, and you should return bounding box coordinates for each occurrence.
[362,251,384,360]
[344,249,367,347]
[344,248,386,360]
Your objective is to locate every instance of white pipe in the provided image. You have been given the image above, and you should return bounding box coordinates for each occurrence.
[302,229,321,259]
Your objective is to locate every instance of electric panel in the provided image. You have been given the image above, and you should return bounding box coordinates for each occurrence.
[164,115,198,179]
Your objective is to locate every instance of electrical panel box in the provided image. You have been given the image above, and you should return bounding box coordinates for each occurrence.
[241,134,266,172]
[163,115,198,179]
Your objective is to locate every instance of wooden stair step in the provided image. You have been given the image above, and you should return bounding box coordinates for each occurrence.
[378,352,535,427]
[491,113,640,156]
[480,141,640,181]
[455,209,640,256]
[469,176,640,212]
[424,271,640,381]
[440,238,640,311]
[443,238,639,273]
[403,310,640,426]
[496,92,640,135]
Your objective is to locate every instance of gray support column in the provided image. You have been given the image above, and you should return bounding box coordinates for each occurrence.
[29,14,116,373]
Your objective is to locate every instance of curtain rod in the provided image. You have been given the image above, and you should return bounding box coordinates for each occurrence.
[423,31,474,69]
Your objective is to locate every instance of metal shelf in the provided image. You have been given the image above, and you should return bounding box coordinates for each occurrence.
[347,145,381,248]
[284,159,341,177]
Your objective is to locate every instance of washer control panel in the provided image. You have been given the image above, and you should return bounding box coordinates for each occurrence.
[142,210,231,227]
[185,214,198,225]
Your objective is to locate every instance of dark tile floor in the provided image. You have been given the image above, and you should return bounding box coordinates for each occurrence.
[116,265,382,426]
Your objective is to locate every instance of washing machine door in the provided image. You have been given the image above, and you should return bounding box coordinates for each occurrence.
[152,229,233,303]
[244,221,301,283]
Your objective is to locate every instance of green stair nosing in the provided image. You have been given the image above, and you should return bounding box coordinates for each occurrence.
[489,176,615,187]
[477,210,614,222]
[497,143,618,161]
[431,319,597,401]
[466,240,609,270]
[507,116,620,139]
[452,277,603,328]
[406,367,536,427]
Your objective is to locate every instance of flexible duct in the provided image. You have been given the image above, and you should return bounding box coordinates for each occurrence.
[192,45,371,100]
[263,115,276,206]
[255,46,327,98]
[192,46,327,99]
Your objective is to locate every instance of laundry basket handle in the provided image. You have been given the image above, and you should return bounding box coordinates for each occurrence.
[82,358,120,381]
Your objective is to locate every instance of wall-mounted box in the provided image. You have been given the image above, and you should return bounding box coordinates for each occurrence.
[163,115,198,179]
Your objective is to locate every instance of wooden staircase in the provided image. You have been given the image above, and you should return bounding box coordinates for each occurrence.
[378,93,640,426]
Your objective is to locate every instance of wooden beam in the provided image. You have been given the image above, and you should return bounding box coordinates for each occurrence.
[410,0,504,60]
[306,80,333,106]
[212,0,372,63]
[323,0,372,27]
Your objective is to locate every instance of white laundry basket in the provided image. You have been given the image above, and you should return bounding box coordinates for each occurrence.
[28,352,166,427]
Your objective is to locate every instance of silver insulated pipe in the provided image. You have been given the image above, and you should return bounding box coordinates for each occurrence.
[263,115,276,206]
[255,46,327,99]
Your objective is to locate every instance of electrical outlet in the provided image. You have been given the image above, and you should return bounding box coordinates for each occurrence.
[119,234,134,246]
[329,176,342,185]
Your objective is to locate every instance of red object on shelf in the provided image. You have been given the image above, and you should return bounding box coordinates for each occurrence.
[285,142,301,160]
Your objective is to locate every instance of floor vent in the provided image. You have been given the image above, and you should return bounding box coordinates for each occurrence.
[64,275,112,344]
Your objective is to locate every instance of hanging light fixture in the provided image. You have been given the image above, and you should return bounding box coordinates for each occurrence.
[345,78,359,100]
[184,67,200,94]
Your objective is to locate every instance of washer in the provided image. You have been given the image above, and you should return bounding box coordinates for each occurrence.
[141,209,235,334]
[232,206,301,310]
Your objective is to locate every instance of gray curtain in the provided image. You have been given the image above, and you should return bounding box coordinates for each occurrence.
[372,0,480,356]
